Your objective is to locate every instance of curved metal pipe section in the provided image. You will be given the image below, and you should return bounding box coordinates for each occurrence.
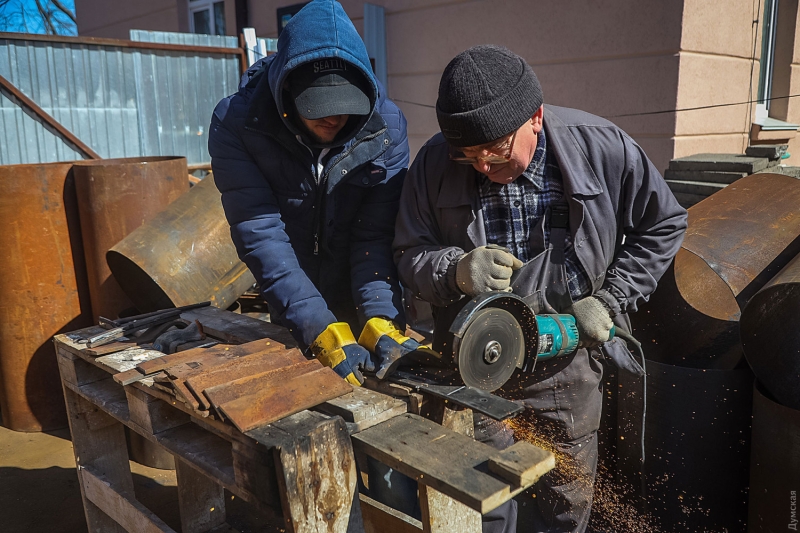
[74,157,189,321]
[0,162,92,431]
[617,360,753,532]
[107,174,256,312]
[740,252,800,410]
[631,173,800,368]
[748,385,800,529]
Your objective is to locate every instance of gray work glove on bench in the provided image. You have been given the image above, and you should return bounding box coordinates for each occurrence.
[455,244,523,297]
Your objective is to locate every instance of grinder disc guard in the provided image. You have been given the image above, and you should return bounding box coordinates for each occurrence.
[456,307,525,391]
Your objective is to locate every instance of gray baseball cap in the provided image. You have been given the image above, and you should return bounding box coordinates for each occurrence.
[289,59,371,119]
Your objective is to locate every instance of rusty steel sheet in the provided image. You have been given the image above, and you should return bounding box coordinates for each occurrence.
[740,252,800,410]
[0,162,93,431]
[185,348,307,410]
[212,362,352,432]
[107,174,256,312]
[748,385,800,530]
[631,173,800,368]
[204,359,324,409]
[74,157,189,322]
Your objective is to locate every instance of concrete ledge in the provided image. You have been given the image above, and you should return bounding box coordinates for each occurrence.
[664,169,747,184]
[666,180,726,196]
[668,153,771,173]
[745,144,788,160]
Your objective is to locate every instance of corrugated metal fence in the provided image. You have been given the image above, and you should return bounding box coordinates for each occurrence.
[0,32,243,166]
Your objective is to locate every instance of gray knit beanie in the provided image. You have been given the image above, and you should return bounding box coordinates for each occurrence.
[436,45,543,147]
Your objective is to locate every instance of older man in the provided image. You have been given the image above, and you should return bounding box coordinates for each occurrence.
[394,45,687,532]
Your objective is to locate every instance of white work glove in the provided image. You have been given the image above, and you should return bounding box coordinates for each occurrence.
[455,244,523,296]
[568,296,614,347]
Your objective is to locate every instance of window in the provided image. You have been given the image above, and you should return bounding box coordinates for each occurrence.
[190,0,226,36]
[756,0,779,121]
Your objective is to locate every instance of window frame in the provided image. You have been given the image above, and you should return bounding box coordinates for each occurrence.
[188,0,226,36]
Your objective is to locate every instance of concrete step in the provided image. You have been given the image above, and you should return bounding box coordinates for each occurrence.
[666,179,727,197]
[672,191,708,209]
[664,169,747,184]
[755,165,800,178]
[668,153,771,174]
[745,144,788,160]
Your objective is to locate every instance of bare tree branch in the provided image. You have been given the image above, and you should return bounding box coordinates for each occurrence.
[50,0,76,25]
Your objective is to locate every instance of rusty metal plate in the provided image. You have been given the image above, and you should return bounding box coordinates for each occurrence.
[107,175,256,312]
[741,252,800,410]
[0,162,92,431]
[186,349,307,410]
[632,173,800,368]
[74,157,188,321]
[215,364,352,432]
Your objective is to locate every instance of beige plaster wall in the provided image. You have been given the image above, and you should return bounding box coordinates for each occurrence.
[674,0,767,160]
[249,0,684,172]
[75,0,182,38]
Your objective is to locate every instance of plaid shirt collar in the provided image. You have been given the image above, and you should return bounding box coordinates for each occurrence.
[516,127,547,189]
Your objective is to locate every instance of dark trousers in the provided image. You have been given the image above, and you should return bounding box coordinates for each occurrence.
[482,348,604,533]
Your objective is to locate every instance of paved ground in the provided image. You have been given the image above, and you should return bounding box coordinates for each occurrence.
[0,418,284,532]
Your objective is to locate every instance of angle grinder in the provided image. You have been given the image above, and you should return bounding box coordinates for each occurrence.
[449,291,639,391]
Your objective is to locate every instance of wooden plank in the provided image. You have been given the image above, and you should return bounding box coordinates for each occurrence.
[81,465,177,533]
[419,485,481,533]
[126,385,191,435]
[215,364,353,433]
[353,414,535,514]
[175,457,226,533]
[137,340,273,375]
[57,348,110,386]
[62,387,132,533]
[181,306,297,347]
[487,441,555,487]
[232,440,283,509]
[63,378,130,425]
[249,413,362,533]
[316,387,405,424]
[155,423,236,488]
[316,387,407,434]
[360,493,422,533]
[185,349,307,410]
[96,347,167,373]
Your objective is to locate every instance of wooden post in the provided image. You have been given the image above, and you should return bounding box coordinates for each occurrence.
[247,411,364,533]
[62,386,132,533]
[175,457,227,532]
[419,485,481,533]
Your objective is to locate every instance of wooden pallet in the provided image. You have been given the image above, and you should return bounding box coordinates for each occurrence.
[54,308,553,533]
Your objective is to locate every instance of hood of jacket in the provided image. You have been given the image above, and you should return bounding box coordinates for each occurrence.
[264,0,378,146]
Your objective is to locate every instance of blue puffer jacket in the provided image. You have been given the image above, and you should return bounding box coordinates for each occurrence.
[209,0,409,349]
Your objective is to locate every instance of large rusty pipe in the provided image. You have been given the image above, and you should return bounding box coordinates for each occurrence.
[74,157,189,322]
[631,173,800,368]
[107,174,256,312]
[748,385,800,530]
[0,162,92,431]
[740,252,800,410]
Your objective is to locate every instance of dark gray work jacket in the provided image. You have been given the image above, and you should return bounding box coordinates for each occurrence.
[393,105,688,323]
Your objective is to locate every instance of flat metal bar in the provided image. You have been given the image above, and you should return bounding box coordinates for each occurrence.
[0,74,101,159]
[390,372,523,421]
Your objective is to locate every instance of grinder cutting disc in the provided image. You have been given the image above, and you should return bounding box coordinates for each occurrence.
[456,307,525,392]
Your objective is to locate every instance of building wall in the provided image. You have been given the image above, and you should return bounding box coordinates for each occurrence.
[673,0,764,159]
[75,0,183,38]
[246,0,684,172]
[75,0,800,169]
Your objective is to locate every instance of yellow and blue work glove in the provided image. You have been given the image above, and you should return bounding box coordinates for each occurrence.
[311,322,375,386]
[358,317,436,379]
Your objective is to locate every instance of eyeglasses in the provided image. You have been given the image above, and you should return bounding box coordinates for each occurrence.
[449,129,518,165]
